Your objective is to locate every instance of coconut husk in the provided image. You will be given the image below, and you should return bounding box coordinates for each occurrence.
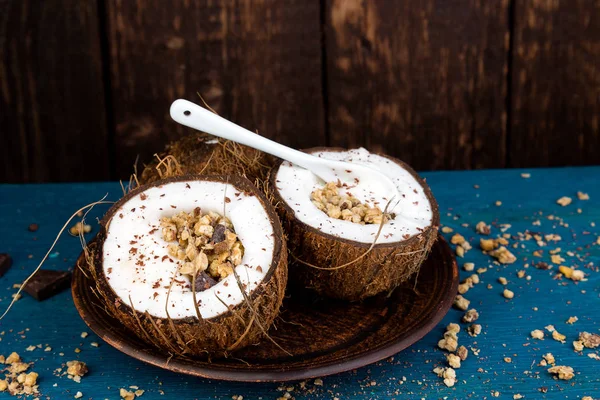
[269,148,440,301]
[77,174,287,357]
[139,132,273,186]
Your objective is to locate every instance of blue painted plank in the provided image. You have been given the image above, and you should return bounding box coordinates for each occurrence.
[0,167,598,399]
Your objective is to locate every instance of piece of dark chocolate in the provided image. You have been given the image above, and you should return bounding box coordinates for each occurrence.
[194,271,217,292]
[211,224,228,244]
[0,253,12,278]
[23,269,72,301]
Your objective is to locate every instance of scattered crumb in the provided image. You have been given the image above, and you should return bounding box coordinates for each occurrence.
[457,346,468,361]
[120,388,135,400]
[433,367,457,387]
[490,247,517,264]
[552,330,566,343]
[521,173,530,178]
[577,191,589,200]
[573,341,584,352]
[548,365,574,380]
[503,289,514,299]
[453,295,470,311]
[504,357,512,363]
[441,226,453,233]
[462,309,479,323]
[476,221,491,235]
[566,316,578,325]
[80,332,88,339]
[314,378,323,386]
[447,353,461,369]
[543,353,555,365]
[463,262,475,271]
[556,197,572,207]
[531,330,545,340]
[468,324,482,337]
[579,332,600,349]
[498,277,508,285]
[74,391,83,399]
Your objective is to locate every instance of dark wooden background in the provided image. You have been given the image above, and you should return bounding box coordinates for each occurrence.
[1,0,599,183]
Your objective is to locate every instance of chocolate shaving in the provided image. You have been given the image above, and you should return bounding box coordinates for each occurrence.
[211,224,228,244]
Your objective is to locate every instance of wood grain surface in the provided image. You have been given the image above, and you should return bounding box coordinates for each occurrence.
[325,0,510,170]
[1,1,600,183]
[509,0,600,167]
[106,0,325,179]
[0,0,109,183]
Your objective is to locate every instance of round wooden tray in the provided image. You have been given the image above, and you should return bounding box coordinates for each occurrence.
[72,234,457,382]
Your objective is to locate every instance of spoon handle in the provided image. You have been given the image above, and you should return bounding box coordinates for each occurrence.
[170,99,316,169]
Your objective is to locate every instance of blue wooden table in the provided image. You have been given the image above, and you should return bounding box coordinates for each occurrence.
[0,167,598,399]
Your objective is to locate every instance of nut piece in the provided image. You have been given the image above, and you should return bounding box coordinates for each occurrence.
[548,365,574,380]
[573,340,584,352]
[489,247,517,264]
[552,330,566,343]
[462,309,479,323]
[577,191,589,200]
[556,196,572,206]
[456,346,468,361]
[475,221,491,235]
[67,360,88,378]
[453,295,470,311]
[447,354,461,369]
[463,262,475,271]
[468,324,482,337]
[531,330,545,340]
[579,332,600,348]
[120,388,136,400]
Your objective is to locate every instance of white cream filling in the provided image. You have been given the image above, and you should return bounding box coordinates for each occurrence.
[275,148,433,244]
[102,180,275,320]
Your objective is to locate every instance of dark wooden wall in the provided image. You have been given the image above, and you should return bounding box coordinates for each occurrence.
[1,0,599,183]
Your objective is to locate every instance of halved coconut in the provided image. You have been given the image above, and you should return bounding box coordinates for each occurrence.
[81,175,287,356]
[270,147,439,301]
[140,132,273,185]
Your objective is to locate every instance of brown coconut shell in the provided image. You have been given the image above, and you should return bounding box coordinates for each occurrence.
[78,174,287,357]
[139,132,273,186]
[269,148,440,301]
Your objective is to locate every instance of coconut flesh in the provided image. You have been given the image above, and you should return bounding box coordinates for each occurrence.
[86,175,287,355]
[271,147,439,300]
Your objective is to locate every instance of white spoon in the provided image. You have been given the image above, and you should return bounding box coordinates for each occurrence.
[170,99,399,205]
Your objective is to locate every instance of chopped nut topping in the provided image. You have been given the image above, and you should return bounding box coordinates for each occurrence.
[161,209,243,284]
[433,367,457,387]
[573,341,584,352]
[456,346,468,361]
[468,324,482,337]
[311,182,393,224]
[543,353,555,365]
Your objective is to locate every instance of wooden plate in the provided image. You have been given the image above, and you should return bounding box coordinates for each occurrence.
[72,234,458,382]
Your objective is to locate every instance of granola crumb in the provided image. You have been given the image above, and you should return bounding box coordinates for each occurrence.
[490,246,517,264]
[579,332,600,348]
[548,365,574,380]
[552,330,566,343]
[543,353,555,365]
[531,330,545,340]
[457,346,468,361]
[468,324,482,337]
[120,388,135,400]
[463,262,475,271]
[66,360,88,379]
[476,221,491,235]
[462,309,479,323]
[447,353,461,369]
[566,316,578,324]
[573,341,584,352]
[556,196,572,206]
[577,191,589,200]
[453,295,470,311]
